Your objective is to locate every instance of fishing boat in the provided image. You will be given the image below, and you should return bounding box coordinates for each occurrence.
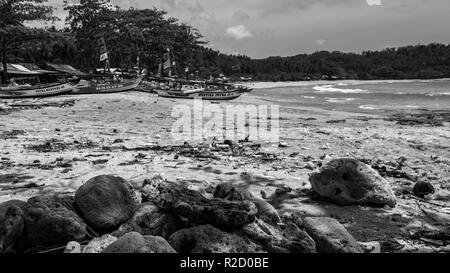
[0,78,80,99]
[152,78,245,100]
[72,72,144,95]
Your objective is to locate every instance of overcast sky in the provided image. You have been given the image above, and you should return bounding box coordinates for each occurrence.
[51,0,450,58]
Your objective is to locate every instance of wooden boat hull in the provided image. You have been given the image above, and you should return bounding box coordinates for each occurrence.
[72,75,144,94]
[156,89,243,100]
[0,80,80,99]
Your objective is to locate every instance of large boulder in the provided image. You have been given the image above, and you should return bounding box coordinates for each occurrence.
[239,219,316,253]
[169,225,263,253]
[24,195,87,250]
[102,232,176,253]
[0,204,25,253]
[304,217,363,253]
[309,158,397,207]
[128,203,185,239]
[75,175,138,230]
[213,183,283,226]
[142,180,257,230]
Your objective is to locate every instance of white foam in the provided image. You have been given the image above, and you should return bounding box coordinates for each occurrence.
[313,85,369,94]
[326,98,358,103]
[303,96,316,99]
[359,105,378,110]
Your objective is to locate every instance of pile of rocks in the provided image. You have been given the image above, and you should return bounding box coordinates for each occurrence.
[0,158,399,253]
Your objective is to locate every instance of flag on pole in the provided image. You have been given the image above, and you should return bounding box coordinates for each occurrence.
[97,35,109,62]
[100,52,109,62]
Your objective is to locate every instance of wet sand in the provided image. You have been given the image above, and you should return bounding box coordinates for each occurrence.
[1,90,449,252]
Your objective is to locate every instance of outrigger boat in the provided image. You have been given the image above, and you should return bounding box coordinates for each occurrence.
[72,72,144,95]
[150,77,248,100]
[0,78,80,99]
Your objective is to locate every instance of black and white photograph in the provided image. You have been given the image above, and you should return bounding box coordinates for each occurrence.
[0,0,449,263]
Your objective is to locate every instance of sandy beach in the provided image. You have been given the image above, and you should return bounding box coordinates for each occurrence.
[1,89,449,253]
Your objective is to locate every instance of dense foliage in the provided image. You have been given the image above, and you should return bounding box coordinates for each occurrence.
[1,0,450,81]
[0,0,58,81]
[211,44,450,81]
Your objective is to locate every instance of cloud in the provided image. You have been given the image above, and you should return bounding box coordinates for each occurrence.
[226,25,253,40]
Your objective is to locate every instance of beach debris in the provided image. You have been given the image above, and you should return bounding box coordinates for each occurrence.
[326,120,346,124]
[126,203,185,239]
[239,219,316,253]
[0,130,25,139]
[413,182,436,198]
[141,179,257,230]
[102,232,176,253]
[24,195,87,250]
[278,141,289,148]
[75,175,138,231]
[304,217,363,253]
[82,234,117,253]
[91,159,109,165]
[411,229,450,246]
[169,225,262,253]
[213,183,283,226]
[0,204,25,253]
[386,110,450,126]
[309,158,397,207]
[26,138,97,153]
[7,100,77,110]
[63,241,81,253]
[1,182,45,191]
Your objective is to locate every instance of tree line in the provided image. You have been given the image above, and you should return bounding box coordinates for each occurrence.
[1,0,450,82]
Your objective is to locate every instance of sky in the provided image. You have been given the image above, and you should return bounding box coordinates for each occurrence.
[49,0,450,58]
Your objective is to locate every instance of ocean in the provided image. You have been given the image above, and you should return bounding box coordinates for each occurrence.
[249,79,450,114]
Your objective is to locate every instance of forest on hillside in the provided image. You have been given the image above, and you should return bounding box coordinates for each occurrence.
[1,0,450,82]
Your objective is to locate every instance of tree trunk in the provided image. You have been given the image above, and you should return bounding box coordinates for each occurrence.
[1,35,8,83]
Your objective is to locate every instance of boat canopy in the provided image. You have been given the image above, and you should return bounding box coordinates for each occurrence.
[20,63,59,74]
[45,63,87,76]
[0,63,42,75]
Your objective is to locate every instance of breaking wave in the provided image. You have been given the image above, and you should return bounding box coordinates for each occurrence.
[313,85,369,94]
[326,98,358,103]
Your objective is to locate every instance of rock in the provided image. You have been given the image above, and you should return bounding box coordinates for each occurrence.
[127,203,185,239]
[142,181,257,230]
[169,225,263,253]
[82,234,117,253]
[75,175,138,230]
[359,241,382,253]
[304,217,363,253]
[0,200,27,218]
[0,205,24,253]
[309,158,397,207]
[64,241,81,253]
[102,232,176,253]
[24,195,87,249]
[239,219,316,253]
[213,183,283,226]
[413,182,435,198]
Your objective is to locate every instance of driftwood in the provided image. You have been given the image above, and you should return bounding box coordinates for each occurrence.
[143,182,257,230]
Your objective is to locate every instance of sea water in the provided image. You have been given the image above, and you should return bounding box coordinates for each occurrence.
[250,79,450,114]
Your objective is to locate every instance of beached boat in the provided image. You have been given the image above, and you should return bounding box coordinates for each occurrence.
[150,76,246,100]
[155,88,244,100]
[72,73,144,95]
[0,79,80,99]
